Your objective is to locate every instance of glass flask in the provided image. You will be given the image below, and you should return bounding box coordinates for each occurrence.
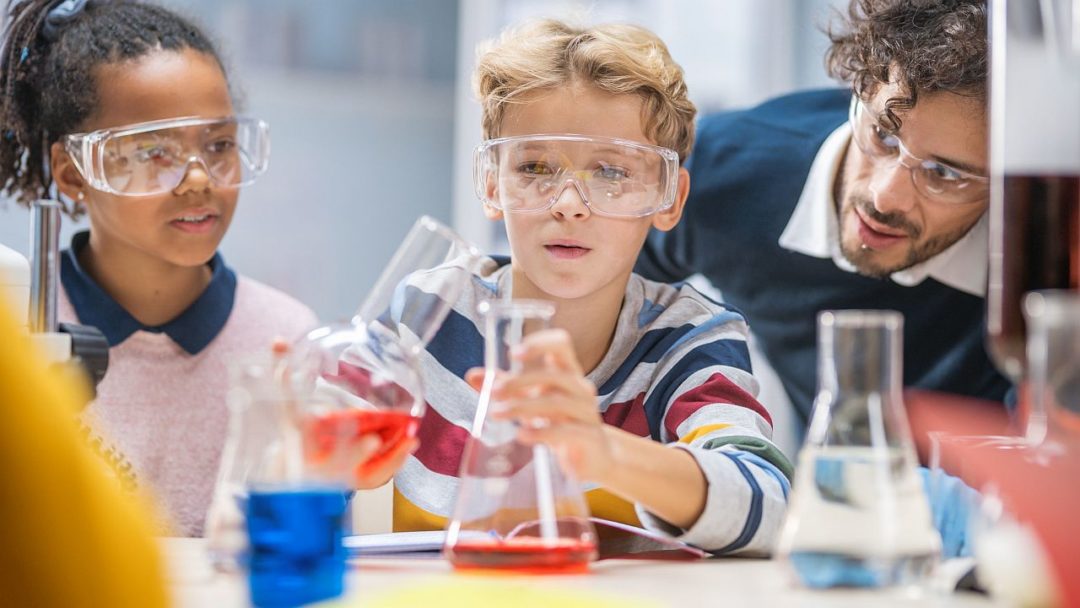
[777,310,940,588]
[444,300,598,573]
[1023,290,1080,444]
[288,321,425,487]
[284,216,483,486]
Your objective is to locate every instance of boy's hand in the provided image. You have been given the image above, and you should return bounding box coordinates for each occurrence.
[465,329,615,483]
[305,431,418,490]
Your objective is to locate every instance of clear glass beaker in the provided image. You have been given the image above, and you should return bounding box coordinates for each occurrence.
[205,352,304,572]
[444,299,598,573]
[1023,290,1080,443]
[203,352,349,606]
[777,310,940,588]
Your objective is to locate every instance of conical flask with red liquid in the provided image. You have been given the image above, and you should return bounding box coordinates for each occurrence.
[444,300,598,573]
[282,216,483,486]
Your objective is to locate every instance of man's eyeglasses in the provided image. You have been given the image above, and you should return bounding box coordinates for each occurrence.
[848,96,988,205]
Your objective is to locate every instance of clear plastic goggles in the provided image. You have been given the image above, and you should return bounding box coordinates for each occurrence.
[64,116,270,196]
[473,134,680,218]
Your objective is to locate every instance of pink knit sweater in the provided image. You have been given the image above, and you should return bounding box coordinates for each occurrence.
[58,277,317,536]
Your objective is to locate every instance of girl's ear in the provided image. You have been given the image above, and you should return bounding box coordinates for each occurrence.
[50,141,86,203]
[652,166,689,232]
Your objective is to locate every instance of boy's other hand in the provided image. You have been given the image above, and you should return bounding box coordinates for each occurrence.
[466,329,616,483]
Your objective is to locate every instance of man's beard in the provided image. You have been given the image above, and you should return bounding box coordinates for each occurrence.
[838,195,965,278]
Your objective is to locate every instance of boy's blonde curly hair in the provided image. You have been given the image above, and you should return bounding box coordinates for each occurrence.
[473,19,697,163]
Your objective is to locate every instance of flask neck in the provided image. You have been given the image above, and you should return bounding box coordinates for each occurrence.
[818,324,902,397]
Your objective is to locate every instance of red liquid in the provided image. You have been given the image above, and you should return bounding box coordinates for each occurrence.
[988,174,1080,379]
[447,537,597,574]
[303,409,420,473]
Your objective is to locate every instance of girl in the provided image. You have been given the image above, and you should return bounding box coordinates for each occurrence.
[0,0,317,535]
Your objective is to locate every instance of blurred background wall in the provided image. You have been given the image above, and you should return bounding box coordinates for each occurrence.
[1,0,846,322]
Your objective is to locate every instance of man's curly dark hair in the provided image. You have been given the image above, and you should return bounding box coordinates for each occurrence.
[825,0,987,132]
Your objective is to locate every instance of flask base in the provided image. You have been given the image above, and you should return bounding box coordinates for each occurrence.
[448,537,597,574]
[787,551,936,588]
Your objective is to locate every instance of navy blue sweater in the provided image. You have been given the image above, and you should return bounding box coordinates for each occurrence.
[636,89,1011,422]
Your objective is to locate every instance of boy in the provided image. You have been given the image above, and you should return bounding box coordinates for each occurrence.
[390,20,791,554]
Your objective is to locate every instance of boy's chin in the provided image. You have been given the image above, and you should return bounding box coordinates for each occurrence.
[528,273,599,301]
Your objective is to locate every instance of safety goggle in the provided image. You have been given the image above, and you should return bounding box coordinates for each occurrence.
[473,134,680,218]
[848,97,988,205]
[64,116,270,196]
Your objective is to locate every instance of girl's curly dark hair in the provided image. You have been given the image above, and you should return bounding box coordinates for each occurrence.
[0,0,225,217]
[825,0,987,132]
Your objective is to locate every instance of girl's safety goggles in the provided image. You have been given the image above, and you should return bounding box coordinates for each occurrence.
[473,134,681,218]
[64,116,270,196]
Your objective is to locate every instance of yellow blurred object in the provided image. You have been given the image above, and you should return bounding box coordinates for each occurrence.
[0,298,168,607]
[326,580,662,608]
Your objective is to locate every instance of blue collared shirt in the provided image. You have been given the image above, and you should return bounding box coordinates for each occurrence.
[61,231,237,355]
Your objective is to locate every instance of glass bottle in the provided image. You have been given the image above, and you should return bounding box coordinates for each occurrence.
[987,0,1080,380]
[444,300,598,573]
[777,310,940,588]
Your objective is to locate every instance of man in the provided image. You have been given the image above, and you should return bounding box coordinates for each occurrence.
[637,0,1010,426]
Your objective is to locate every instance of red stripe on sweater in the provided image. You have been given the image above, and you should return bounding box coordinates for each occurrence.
[413,403,472,477]
[664,372,772,440]
[600,392,651,437]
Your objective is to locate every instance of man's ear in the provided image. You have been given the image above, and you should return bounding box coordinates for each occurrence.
[652,166,689,232]
[50,141,86,203]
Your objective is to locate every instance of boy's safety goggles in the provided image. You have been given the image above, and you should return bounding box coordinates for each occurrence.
[64,116,270,196]
[473,134,681,218]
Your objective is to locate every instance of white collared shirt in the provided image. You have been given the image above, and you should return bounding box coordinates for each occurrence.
[777,122,988,297]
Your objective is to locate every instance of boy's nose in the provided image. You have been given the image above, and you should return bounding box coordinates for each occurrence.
[549,178,591,219]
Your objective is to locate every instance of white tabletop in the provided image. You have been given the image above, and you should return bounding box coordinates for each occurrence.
[163,538,997,608]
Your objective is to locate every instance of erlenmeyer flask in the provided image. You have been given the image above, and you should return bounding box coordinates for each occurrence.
[357,215,485,352]
[777,310,940,588]
[444,300,598,573]
[284,216,483,485]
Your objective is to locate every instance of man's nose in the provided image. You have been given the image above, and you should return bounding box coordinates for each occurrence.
[867,162,918,215]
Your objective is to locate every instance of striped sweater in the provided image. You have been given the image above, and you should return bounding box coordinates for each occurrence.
[391,256,792,555]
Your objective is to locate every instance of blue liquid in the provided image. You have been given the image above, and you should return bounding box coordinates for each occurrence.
[788,551,935,588]
[245,487,348,607]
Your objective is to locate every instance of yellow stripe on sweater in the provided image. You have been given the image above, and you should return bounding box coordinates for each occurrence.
[679,423,731,444]
[393,486,448,532]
